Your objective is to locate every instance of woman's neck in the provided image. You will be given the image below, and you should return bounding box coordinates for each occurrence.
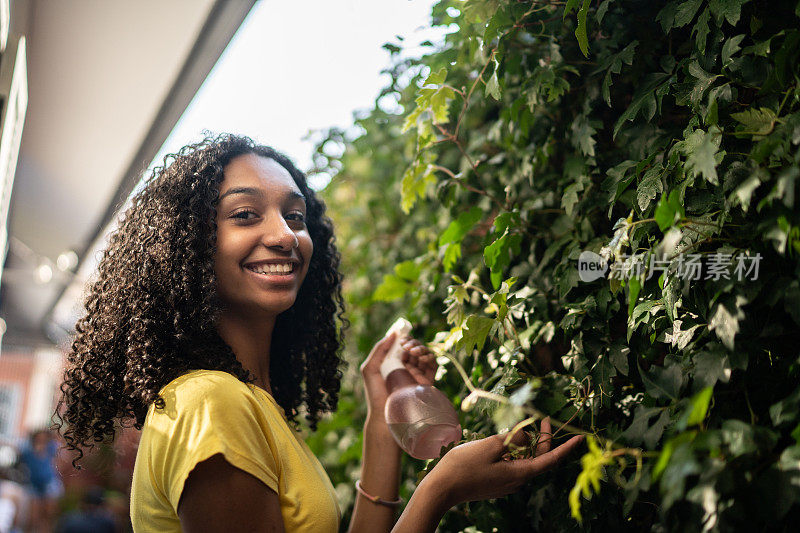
[215,308,276,394]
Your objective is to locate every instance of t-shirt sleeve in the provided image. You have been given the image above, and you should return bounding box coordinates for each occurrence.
[158,374,281,510]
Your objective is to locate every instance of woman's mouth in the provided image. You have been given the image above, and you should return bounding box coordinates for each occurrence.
[245,262,296,276]
[243,262,299,286]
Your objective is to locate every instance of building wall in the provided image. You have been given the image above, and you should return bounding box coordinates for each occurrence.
[0,347,38,446]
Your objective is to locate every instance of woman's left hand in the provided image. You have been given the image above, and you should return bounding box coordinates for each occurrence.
[360,331,437,420]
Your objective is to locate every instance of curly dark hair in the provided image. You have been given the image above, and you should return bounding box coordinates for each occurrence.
[53,133,349,469]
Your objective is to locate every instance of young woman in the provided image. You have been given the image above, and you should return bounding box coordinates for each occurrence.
[54,134,583,532]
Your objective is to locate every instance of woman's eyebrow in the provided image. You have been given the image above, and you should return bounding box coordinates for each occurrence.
[218,187,306,204]
[285,190,307,204]
[218,186,263,201]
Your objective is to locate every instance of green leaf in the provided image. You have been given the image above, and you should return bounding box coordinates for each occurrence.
[627,277,642,316]
[675,0,704,27]
[459,315,496,353]
[485,71,501,100]
[721,420,778,456]
[644,410,671,448]
[402,105,424,133]
[394,260,420,281]
[599,41,638,106]
[596,0,611,23]
[732,172,762,212]
[569,437,612,523]
[492,403,525,431]
[439,207,484,246]
[688,61,720,106]
[731,107,778,137]
[401,152,436,213]
[664,319,703,350]
[563,0,581,18]
[612,73,670,138]
[373,273,411,302]
[682,128,722,186]
[483,9,513,44]
[623,406,664,446]
[424,67,447,86]
[484,227,522,288]
[709,0,749,26]
[637,166,664,212]
[609,343,630,375]
[571,115,597,157]
[629,300,664,336]
[655,1,679,32]
[439,207,484,271]
[693,350,733,388]
[430,86,456,123]
[639,359,683,401]
[654,194,674,231]
[655,189,684,231]
[653,431,697,480]
[575,0,591,57]
[709,294,747,350]
[770,386,800,426]
[686,386,713,427]
[722,34,746,65]
[562,181,585,217]
[743,36,774,57]
[693,7,711,52]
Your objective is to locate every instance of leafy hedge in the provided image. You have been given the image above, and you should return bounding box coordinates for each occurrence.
[309,0,800,530]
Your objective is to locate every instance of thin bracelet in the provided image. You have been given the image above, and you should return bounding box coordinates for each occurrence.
[355,479,404,507]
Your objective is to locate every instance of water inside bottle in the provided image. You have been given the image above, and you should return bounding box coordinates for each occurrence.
[388,419,462,459]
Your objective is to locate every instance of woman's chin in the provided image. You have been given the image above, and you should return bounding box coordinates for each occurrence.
[252,295,297,315]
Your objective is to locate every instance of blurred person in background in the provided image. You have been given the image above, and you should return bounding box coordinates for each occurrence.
[19,429,63,533]
[0,459,29,533]
[54,485,116,533]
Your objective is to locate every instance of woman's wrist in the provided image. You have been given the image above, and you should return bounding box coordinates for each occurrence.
[418,467,454,514]
[392,474,451,533]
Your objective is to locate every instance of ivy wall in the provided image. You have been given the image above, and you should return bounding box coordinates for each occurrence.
[308,1,800,530]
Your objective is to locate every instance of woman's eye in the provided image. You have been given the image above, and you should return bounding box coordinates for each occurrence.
[232,210,257,220]
[287,212,306,223]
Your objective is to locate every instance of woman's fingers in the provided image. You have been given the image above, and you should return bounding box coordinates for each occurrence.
[536,417,552,455]
[510,435,584,479]
[360,331,397,375]
[400,338,438,382]
[433,429,584,507]
[485,427,530,461]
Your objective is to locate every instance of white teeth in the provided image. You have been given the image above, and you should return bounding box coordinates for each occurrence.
[248,263,294,275]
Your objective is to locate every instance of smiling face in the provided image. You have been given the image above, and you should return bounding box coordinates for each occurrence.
[213,153,313,318]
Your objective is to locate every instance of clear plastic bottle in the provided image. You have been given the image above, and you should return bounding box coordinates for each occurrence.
[381,317,462,459]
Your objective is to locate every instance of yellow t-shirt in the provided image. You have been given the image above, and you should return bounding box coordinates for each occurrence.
[130,369,341,532]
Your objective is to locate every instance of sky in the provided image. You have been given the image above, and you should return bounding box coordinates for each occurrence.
[147,0,446,191]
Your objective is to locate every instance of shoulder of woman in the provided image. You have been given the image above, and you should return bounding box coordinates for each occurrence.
[157,369,255,413]
[161,369,246,393]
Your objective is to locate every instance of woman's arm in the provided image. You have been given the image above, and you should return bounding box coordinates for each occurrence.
[392,419,585,533]
[349,332,436,533]
[390,474,450,533]
[346,415,402,533]
[353,331,584,532]
[177,453,286,533]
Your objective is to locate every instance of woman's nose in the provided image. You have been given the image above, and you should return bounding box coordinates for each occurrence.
[260,212,299,251]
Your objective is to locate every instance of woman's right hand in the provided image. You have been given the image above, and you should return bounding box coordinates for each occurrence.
[424,417,584,510]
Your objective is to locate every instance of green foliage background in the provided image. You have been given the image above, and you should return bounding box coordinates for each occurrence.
[304,0,800,530]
